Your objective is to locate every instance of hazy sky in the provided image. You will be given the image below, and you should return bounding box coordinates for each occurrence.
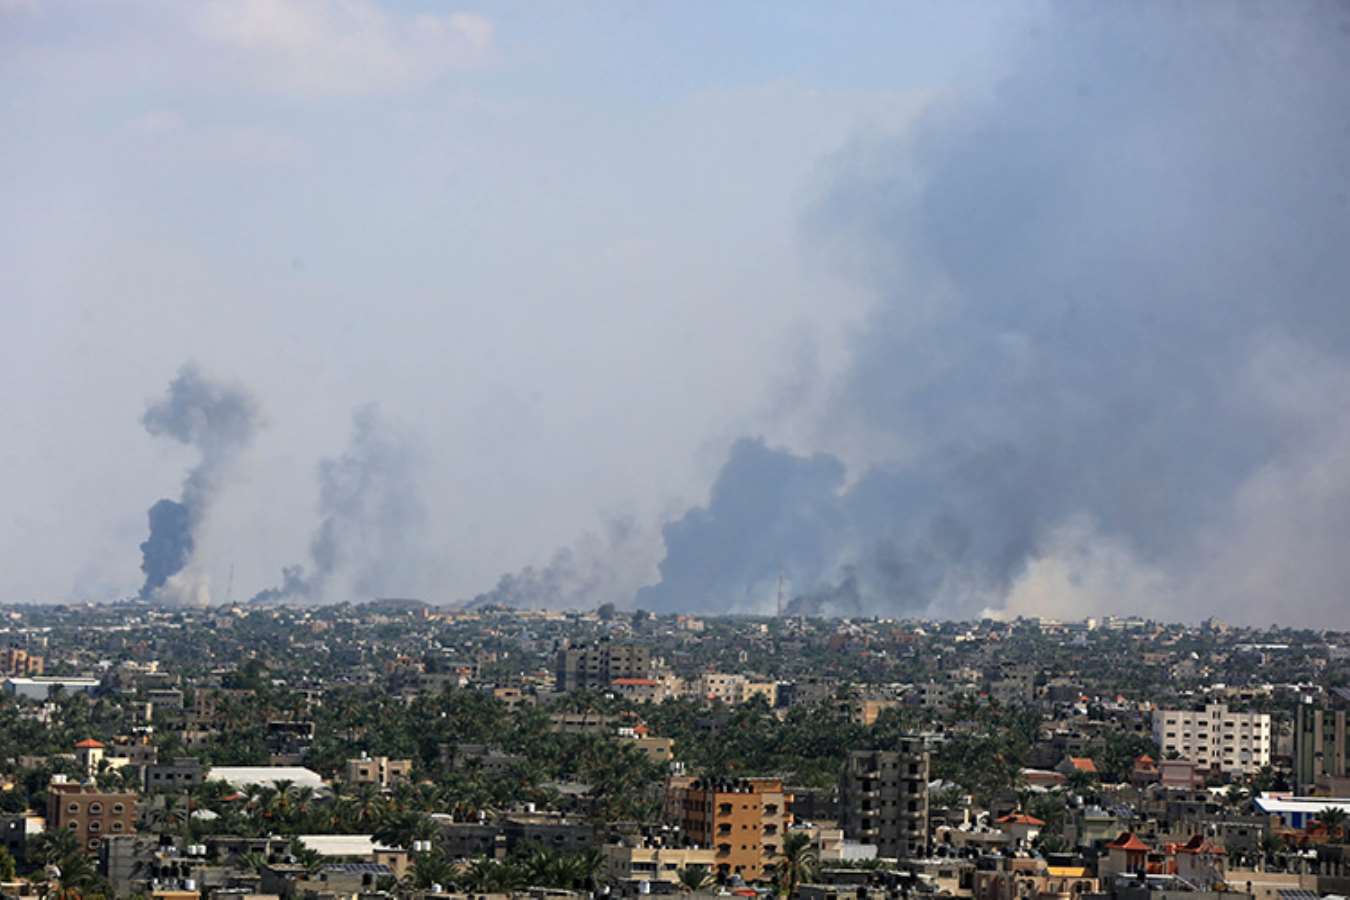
[5,2,1348,624]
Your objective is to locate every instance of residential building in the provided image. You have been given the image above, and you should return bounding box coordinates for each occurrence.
[2,647,43,676]
[0,813,43,864]
[46,776,137,854]
[694,672,778,706]
[144,757,204,792]
[1152,703,1271,773]
[603,840,717,886]
[1294,700,1348,794]
[74,738,105,776]
[667,776,792,881]
[343,755,413,789]
[838,744,930,859]
[556,643,652,692]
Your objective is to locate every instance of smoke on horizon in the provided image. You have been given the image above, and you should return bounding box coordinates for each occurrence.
[252,403,434,604]
[466,515,660,611]
[638,3,1350,625]
[137,363,260,602]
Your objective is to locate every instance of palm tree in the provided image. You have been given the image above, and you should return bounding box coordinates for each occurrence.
[678,864,713,893]
[1317,806,1347,841]
[775,831,817,898]
[411,849,457,890]
[573,848,608,891]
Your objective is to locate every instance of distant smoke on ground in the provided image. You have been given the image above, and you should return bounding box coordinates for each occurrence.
[252,403,432,604]
[466,515,659,611]
[639,3,1350,625]
[138,364,260,603]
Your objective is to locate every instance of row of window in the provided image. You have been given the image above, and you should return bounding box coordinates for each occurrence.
[66,802,127,815]
[67,820,125,833]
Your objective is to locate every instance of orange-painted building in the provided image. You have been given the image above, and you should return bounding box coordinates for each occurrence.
[667,777,792,881]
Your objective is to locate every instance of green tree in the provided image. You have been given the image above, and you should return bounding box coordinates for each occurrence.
[678,864,713,893]
[1318,806,1347,841]
[775,831,817,898]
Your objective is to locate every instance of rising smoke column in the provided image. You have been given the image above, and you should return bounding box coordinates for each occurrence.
[252,403,432,603]
[639,2,1350,624]
[138,364,260,600]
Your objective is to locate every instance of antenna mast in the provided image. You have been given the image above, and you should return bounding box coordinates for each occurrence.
[777,572,785,618]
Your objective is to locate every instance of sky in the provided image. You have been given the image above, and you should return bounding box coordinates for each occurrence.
[3,1,1349,625]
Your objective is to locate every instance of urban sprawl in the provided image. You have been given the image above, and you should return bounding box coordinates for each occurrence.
[0,601,1348,900]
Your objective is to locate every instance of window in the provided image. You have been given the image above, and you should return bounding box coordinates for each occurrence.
[112,804,125,814]
[89,802,102,814]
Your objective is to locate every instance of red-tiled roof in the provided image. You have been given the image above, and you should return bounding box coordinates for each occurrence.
[996,813,1046,826]
[1108,832,1151,852]
[1173,834,1223,855]
[1068,757,1098,773]
[74,738,105,749]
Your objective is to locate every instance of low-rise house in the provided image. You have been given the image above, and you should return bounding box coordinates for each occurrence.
[602,839,717,887]
[342,754,412,789]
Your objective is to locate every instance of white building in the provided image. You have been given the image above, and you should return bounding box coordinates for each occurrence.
[205,766,325,791]
[1152,703,1271,774]
[1253,793,1350,829]
[4,677,100,701]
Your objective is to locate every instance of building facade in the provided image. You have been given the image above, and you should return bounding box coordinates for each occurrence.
[2,647,44,676]
[343,755,413,789]
[46,778,137,854]
[1151,703,1271,774]
[555,644,652,692]
[1295,701,1348,794]
[839,743,931,859]
[667,776,792,881]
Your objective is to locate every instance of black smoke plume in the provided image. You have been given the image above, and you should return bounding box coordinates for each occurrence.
[138,364,260,601]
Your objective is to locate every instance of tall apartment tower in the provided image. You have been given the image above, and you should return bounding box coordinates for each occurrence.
[555,643,652,692]
[839,742,930,859]
[1295,699,1349,793]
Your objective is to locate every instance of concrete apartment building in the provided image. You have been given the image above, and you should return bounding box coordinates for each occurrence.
[1152,703,1271,774]
[667,776,792,881]
[555,643,652,692]
[47,777,137,854]
[145,757,204,792]
[1295,699,1349,793]
[694,672,778,706]
[343,754,413,789]
[2,647,44,676]
[603,839,717,887]
[839,744,931,859]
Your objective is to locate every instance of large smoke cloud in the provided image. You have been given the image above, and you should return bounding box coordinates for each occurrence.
[639,3,1350,624]
[138,364,260,602]
[252,403,432,603]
